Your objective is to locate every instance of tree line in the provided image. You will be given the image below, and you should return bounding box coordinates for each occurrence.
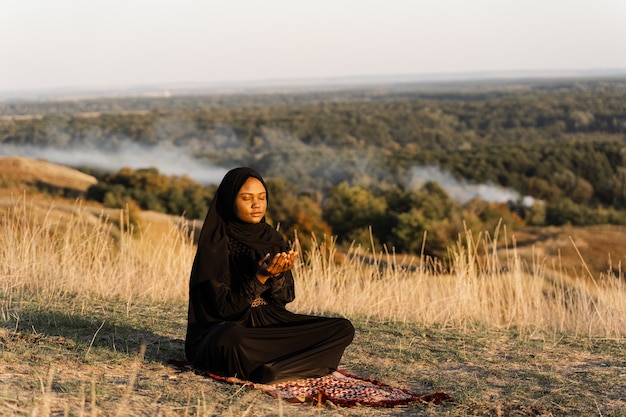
[82,165,626,258]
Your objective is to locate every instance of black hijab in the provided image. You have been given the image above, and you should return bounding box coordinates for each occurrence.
[190,167,286,287]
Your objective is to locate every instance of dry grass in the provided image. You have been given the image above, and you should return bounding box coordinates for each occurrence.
[1,198,193,314]
[291,227,626,338]
[2,197,626,416]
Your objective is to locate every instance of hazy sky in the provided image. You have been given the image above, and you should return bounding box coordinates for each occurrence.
[2,0,625,92]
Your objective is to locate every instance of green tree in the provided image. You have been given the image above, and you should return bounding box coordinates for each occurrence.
[86,167,214,219]
[322,183,388,246]
[390,181,460,257]
[266,179,331,252]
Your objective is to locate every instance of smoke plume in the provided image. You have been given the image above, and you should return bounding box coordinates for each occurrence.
[409,165,533,205]
[0,142,228,185]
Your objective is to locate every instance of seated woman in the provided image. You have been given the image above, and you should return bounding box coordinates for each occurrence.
[185,167,354,384]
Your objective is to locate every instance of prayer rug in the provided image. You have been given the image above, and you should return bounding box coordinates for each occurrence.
[167,359,452,408]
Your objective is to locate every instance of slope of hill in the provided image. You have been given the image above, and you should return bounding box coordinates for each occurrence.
[0,156,200,244]
[2,160,624,416]
[503,225,626,280]
[0,156,97,197]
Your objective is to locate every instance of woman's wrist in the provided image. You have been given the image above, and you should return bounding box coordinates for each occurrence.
[256,271,283,284]
[256,273,268,284]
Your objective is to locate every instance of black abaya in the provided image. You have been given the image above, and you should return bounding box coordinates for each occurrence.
[188,303,354,383]
[185,167,354,383]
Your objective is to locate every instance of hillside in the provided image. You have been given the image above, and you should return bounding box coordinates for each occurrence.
[507,225,626,280]
[2,168,625,414]
[1,156,626,415]
[0,156,201,243]
[0,155,97,197]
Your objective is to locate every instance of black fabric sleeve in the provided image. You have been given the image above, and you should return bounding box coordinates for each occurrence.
[268,270,296,305]
[203,273,269,321]
[244,275,270,300]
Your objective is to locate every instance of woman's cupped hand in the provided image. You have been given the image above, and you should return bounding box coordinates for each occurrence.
[256,251,298,283]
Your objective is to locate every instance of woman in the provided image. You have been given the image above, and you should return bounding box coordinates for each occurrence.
[185,167,354,384]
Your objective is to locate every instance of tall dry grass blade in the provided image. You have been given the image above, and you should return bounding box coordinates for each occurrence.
[39,366,56,417]
[114,343,146,417]
[85,320,106,360]
[90,377,97,417]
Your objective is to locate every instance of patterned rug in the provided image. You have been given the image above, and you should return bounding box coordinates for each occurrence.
[167,359,452,408]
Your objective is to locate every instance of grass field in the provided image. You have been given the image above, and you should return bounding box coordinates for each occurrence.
[1,197,626,416]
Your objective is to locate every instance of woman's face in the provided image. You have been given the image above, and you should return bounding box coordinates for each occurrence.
[234,177,267,224]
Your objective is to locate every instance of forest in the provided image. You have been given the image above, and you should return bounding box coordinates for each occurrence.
[1,77,625,257]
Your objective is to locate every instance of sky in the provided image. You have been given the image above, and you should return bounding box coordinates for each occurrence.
[2,0,626,93]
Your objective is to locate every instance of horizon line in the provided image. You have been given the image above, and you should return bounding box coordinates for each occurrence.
[2,67,626,101]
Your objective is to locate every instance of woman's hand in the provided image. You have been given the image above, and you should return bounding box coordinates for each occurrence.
[256,251,298,284]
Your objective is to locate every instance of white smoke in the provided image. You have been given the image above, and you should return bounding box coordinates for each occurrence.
[1,139,535,207]
[409,165,534,205]
[0,142,228,185]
